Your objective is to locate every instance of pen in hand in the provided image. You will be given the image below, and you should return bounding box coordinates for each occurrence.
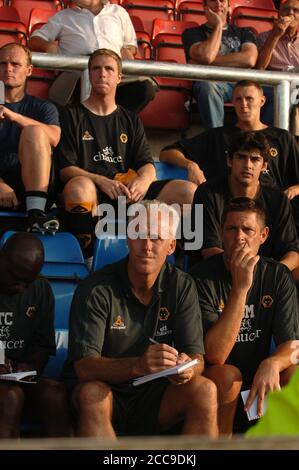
[148,337,180,364]
[148,337,159,345]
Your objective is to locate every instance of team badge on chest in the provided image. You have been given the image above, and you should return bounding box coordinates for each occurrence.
[25,306,36,318]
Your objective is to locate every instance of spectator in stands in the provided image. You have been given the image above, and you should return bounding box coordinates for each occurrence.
[57,48,196,261]
[159,80,299,232]
[28,0,156,112]
[192,132,299,272]
[182,0,258,129]
[0,233,71,438]
[256,0,299,135]
[190,198,299,435]
[0,43,60,233]
[62,199,218,438]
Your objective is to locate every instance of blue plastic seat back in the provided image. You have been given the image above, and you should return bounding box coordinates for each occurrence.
[43,275,89,379]
[154,161,188,180]
[0,210,27,218]
[0,230,85,264]
[43,329,69,379]
[92,237,129,271]
[92,235,175,271]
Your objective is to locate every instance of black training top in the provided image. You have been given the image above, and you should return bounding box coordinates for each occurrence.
[64,258,204,381]
[190,254,299,385]
[57,104,154,178]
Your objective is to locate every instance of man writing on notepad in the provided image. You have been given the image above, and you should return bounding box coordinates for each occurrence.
[62,200,218,438]
[0,233,71,438]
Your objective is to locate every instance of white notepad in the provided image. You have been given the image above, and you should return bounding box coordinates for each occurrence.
[133,359,199,386]
[241,389,267,421]
[0,371,37,384]
[0,341,4,364]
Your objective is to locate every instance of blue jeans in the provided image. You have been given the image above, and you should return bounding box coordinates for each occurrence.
[193,81,234,129]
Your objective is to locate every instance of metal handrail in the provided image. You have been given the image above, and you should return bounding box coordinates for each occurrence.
[32,52,299,130]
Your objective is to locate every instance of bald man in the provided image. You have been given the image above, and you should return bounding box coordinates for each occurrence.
[0,233,70,438]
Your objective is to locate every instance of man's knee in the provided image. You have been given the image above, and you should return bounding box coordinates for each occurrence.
[72,381,112,414]
[62,176,97,205]
[157,180,197,205]
[0,384,24,418]
[182,375,218,408]
[38,379,69,410]
[205,364,243,396]
[20,125,50,146]
[176,180,197,205]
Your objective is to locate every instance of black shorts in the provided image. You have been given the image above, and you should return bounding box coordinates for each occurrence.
[111,379,169,436]
[97,179,171,216]
[64,377,169,436]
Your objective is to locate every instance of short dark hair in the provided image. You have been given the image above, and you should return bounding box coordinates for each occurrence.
[0,42,32,66]
[88,48,122,73]
[221,197,266,228]
[228,132,271,163]
[233,80,264,96]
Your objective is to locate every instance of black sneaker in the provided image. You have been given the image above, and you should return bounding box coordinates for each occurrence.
[27,210,60,234]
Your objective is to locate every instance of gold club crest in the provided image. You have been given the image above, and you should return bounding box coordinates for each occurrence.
[120,133,128,143]
[25,306,36,318]
[269,147,278,158]
[261,295,273,308]
[159,307,170,321]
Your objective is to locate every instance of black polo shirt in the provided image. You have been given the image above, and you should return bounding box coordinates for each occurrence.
[57,104,154,179]
[64,258,204,381]
[192,176,299,259]
[0,277,56,371]
[190,254,299,386]
[163,126,299,189]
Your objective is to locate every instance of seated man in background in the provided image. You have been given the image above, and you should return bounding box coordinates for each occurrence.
[28,0,156,112]
[160,80,299,233]
[256,0,299,131]
[192,132,299,273]
[0,43,60,233]
[182,0,257,129]
[62,200,218,438]
[57,48,196,260]
[190,198,299,435]
[0,233,71,438]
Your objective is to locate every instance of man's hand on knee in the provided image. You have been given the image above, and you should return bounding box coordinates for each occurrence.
[0,182,19,209]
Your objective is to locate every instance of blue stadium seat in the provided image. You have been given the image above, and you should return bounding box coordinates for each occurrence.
[0,210,27,218]
[0,231,89,378]
[154,161,188,180]
[92,236,129,271]
[92,234,175,271]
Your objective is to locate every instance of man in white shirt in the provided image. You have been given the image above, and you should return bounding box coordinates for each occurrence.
[28,0,155,112]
